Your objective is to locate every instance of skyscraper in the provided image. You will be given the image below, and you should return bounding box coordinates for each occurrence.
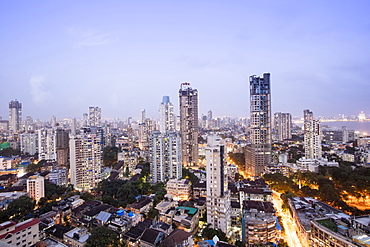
[9,100,22,133]
[206,135,230,233]
[38,128,57,161]
[69,127,103,191]
[20,133,38,155]
[141,109,146,124]
[303,109,322,159]
[273,112,292,141]
[89,107,101,127]
[245,73,272,177]
[56,129,70,165]
[149,131,182,183]
[179,82,198,167]
[159,96,175,134]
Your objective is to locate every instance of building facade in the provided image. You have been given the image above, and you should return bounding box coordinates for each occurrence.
[20,133,38,155]
[38,128,57,161]
[27,175,45,201]
[303,110,322,159]
[0,218,40,247]
[206,135,230,234]
[150,131,182,183]
[273,112,292,141]
[179,82,199,167]
[245,73,272,177]
[89,107,101,127]
[9,100,22,133]
[56,129,70,165]
[159,96,175,134]
[166,179,191,201]
[69,128,103,191]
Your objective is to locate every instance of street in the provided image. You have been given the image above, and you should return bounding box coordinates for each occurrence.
[272,191,303,247]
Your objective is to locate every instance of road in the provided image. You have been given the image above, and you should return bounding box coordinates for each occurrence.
[272,191,303,247]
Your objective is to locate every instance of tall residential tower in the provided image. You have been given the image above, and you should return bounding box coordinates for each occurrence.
[69,128,103,190]
[149,131,182,183]
[89,107,101,127]
[245,73,272,177]
[206,135,230,233]
[273,112,292,141]
[159,96,175,134]
[179,82,199,167]
[303,109,322,159]
[9,100,22,133]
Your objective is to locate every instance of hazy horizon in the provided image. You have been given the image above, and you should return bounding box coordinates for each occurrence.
[1,1,370,120]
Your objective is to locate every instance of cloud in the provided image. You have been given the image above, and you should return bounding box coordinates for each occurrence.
[66,26,119,46]
[29,75,51,105]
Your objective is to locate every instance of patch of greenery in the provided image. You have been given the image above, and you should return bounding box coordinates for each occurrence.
[317,219,338,232]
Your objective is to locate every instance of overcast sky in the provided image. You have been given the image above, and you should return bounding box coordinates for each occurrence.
[1,1,370,121]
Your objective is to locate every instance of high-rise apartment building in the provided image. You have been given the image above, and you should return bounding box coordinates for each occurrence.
[56,129,70,165]
[245,73,272,177]
[206,135,230,233]
[303,109,322,159]
[159,96,175,134]
[149,131,182,183]
[179,82,198,167]
[49,168,68,186]
[141,109,146,124]
[207,110,213,128]
[9,100,22,133]
[69,128,103,191]
[38,128,57,161]
[20,133,38,155]
[273,112,292,141]
[89,107,101,127]
[27,175,45,201]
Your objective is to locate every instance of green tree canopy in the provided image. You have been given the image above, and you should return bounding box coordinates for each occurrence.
[85,226,124,247]
[201,224,229,242]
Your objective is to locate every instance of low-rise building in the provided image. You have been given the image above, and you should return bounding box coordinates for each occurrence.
[0,218,40,247]
[166,179,191,201]
[160,228,193,247]
[289,197,370,247]
[193,181,206,198]
[49,168,68,186]
[242,201,278,245]
[108,209,142,235]
[139,228,164,247]
[27,175,45,201]
[0,192,27,210]
[127,196,153,214]
[310,218,356,247]
[172,207,199,233]
[64,228,90,247]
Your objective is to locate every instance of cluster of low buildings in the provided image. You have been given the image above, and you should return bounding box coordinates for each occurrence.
[289,197,370,247]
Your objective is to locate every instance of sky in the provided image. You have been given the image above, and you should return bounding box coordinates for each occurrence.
[1,0,370,121]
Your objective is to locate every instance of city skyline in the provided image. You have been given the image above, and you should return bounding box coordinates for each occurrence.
[1,1,370,120]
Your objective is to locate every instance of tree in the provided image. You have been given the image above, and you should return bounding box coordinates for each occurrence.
[44,180,70,200]
[85,226,124,247]
[182,168,199,185]
[80,192,94,202]
[26,160,46,173]
[201,224,229,242]
[103,146,119,167]
[7,195,35,220]
[0,147,21,156]
[234,173,244,182]
[147,208,159,219]
[228,153,245,168]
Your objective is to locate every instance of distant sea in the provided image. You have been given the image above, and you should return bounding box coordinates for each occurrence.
[295,121,370,134]
[319,121,370,134]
